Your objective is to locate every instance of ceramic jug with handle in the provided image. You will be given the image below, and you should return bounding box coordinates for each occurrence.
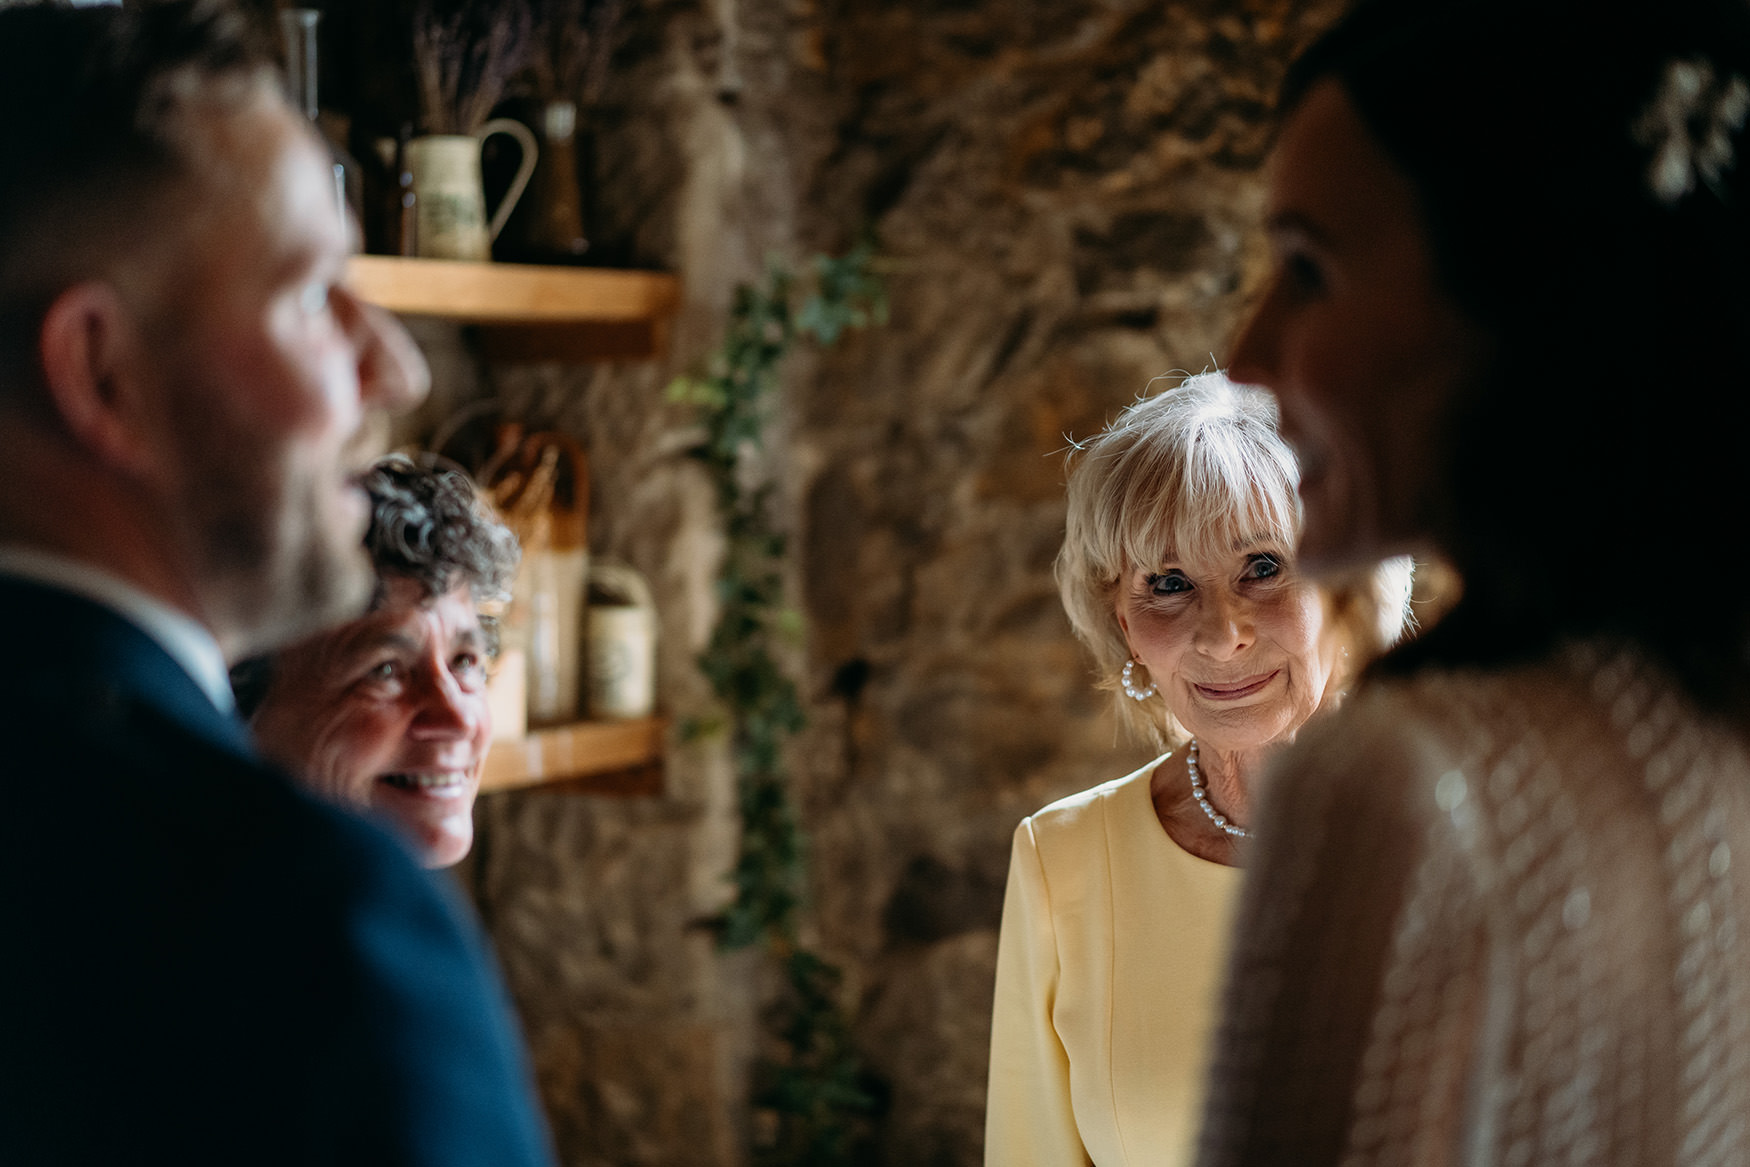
[406,118,538,261]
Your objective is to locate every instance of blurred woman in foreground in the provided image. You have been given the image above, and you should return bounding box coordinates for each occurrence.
[1202,0,1750,1161]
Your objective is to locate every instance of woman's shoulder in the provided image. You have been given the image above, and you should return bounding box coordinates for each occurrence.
[1281,640,1701,826]
[1021,755,1164,844]
[1343,638,1680,734]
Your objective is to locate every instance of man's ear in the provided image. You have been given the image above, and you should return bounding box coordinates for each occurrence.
[36,281,158,476]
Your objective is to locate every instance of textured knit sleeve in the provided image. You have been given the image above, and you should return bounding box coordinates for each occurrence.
[1194,700,1487,1167]
[987,816,1094,1167]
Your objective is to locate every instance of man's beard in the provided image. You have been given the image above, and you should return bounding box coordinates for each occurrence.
[164,390,376,662]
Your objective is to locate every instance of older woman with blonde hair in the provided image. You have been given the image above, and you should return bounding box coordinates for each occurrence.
[984,370,1411,1167]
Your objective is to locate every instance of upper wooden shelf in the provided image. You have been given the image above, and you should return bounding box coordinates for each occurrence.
[347,256,680,361]
[481,716,665,796]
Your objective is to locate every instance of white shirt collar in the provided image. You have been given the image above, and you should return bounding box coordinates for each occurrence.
[0,547,235,715]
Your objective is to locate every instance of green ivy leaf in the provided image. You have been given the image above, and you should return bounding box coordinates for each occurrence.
[668,242,886,1166]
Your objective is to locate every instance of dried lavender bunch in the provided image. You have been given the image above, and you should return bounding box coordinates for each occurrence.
[526,0,626,105]
[412,2,533,134]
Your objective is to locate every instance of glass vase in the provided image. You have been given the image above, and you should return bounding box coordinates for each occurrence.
[497,99,592,263]
[278,8,361,221]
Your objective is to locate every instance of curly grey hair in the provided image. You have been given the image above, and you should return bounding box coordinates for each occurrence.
[358,454,519,610]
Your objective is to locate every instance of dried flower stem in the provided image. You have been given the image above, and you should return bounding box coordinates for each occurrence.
[412,3,533,135]
[528,0,626,104]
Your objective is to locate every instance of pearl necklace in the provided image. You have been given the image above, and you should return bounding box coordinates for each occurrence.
[1187,738,1249,839]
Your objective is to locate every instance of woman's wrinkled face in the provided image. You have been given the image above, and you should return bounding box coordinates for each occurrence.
[248,576,491,869]
[1115,535,1341,756]
[1229,79,1490,570]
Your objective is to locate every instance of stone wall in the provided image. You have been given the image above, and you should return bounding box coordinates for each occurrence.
[374,0,1343,1163]
[789,2,1342,1162]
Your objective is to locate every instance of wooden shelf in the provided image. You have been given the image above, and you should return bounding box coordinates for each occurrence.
[482,716,665,795]
[347,256,680,360]
[349,257,675,785]
[348,256,678,323]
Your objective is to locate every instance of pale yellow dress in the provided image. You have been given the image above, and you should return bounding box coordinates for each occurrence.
[987,756,1241,1166]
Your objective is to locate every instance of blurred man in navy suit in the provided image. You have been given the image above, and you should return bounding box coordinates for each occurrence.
[0,3,554,1162]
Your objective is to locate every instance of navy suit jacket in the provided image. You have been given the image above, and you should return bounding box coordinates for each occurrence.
[0,577,556,1165]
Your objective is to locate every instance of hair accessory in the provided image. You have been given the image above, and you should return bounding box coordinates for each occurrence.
[1121,657,1157,701]
[1187,738,1249,839]
[1632,57,1750,204]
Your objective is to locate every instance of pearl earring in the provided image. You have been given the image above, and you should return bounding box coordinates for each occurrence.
[1121,658,1157,701]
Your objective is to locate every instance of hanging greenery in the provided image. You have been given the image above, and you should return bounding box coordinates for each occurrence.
[667,242,887,1165]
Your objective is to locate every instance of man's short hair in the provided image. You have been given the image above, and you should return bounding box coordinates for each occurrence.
[230,456,521,718]
[0,0,273,386]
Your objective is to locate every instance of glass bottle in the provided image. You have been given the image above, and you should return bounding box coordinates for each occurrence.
[278,8,362,223]
[498,99,592,263]
[361,125,417,257]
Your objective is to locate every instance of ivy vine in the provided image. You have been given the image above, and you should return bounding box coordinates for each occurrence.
[668,242,887,1165]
